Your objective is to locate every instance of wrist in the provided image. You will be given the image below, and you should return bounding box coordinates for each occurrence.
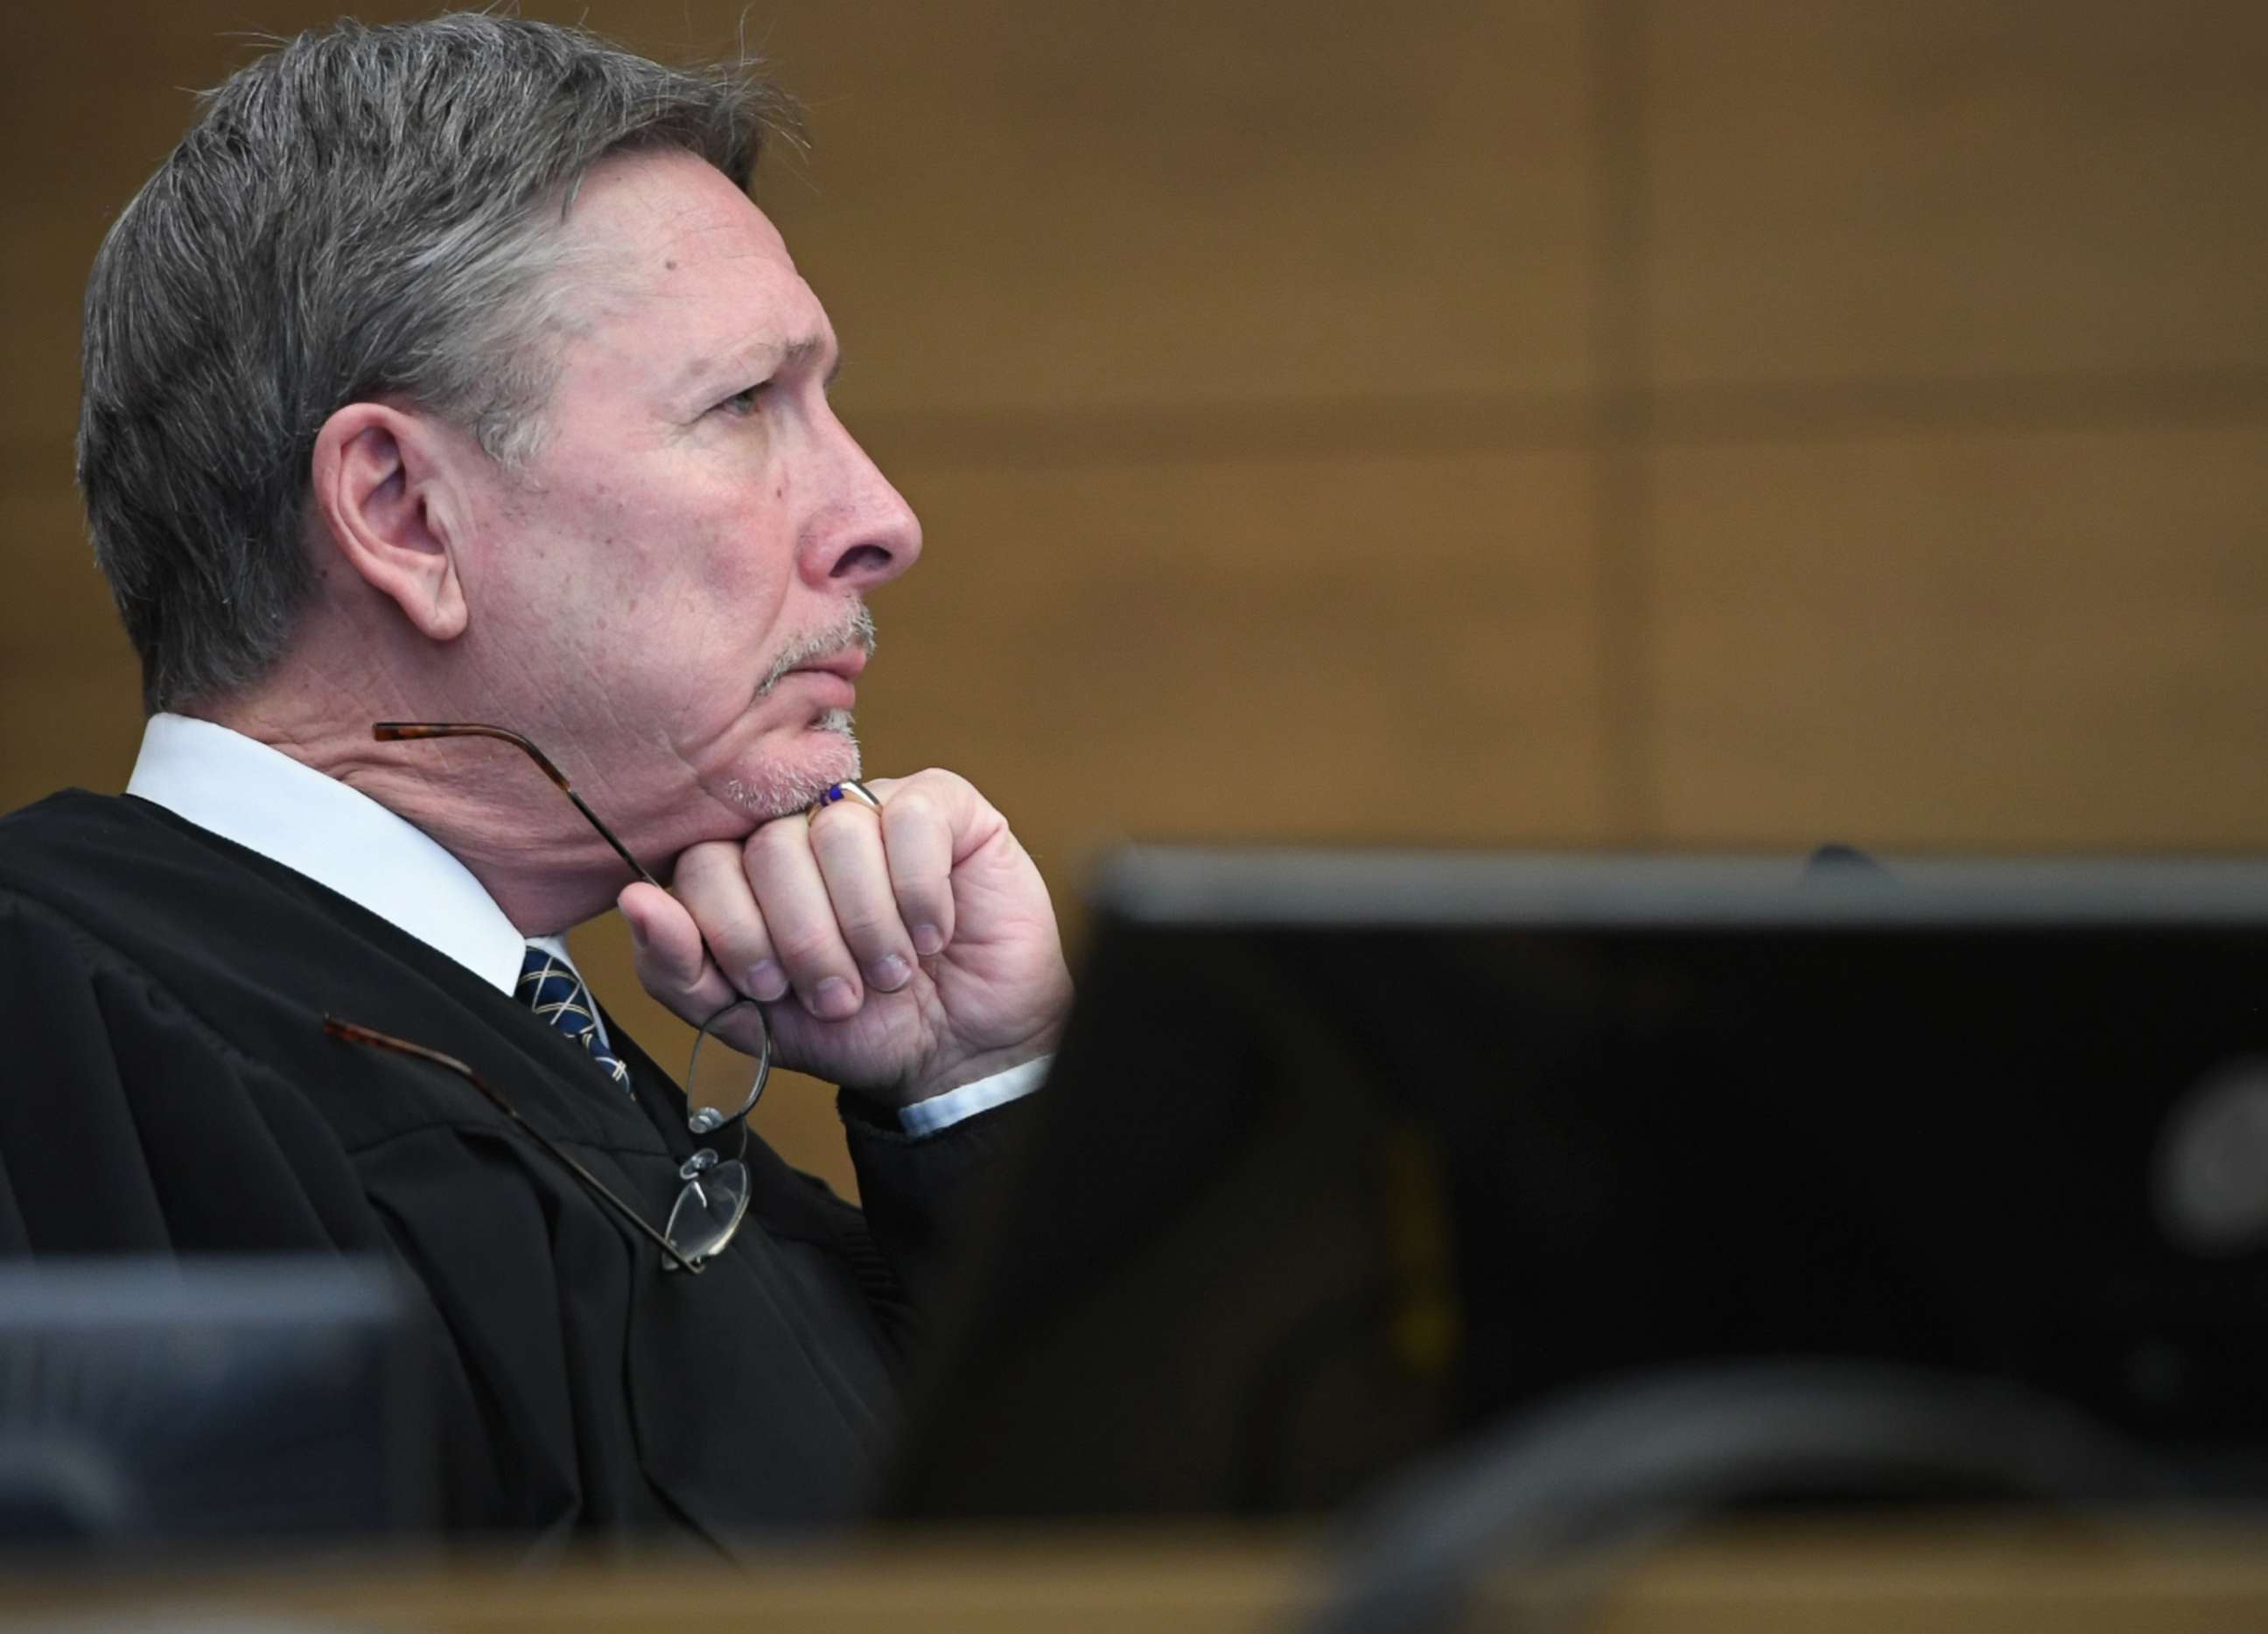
[895,1017,1068,1110]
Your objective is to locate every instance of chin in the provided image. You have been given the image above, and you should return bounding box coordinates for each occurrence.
[716,713,863,819]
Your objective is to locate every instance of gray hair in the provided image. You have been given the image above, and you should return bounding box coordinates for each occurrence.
[77,13,802,714]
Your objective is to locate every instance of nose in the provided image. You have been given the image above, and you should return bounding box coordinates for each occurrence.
[801,424,922,592]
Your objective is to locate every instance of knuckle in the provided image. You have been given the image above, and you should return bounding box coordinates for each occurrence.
[905,767,967,800]
[675,845,738,895]
[747,814,808,858]
[891,855,946,897]
[884,786,938,828]
[770,925,843,970]
[834,907,899,949]
[808,816,875,864]
[704,921,770,971]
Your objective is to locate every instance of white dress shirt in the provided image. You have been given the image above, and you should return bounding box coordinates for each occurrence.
[125,713,1046,1135]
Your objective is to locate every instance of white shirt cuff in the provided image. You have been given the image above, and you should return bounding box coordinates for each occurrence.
[897,1055,1052,1136]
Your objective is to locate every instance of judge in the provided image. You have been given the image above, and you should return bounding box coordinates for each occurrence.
[0,14,1073,1542]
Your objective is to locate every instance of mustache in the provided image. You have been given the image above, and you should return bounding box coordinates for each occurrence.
[755,604,877,695]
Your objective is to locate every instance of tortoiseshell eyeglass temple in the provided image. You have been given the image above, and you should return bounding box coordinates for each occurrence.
[325,1016,709,1274]
[373,722,661,889]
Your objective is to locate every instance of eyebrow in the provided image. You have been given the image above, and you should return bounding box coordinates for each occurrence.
[687,335,841,398]
[788,337,848,391]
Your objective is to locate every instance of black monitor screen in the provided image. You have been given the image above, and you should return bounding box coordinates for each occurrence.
[889,850,2268,1519]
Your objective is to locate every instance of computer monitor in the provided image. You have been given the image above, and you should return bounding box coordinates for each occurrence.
[0,1257,434,1549]
[886,849,2268,1519]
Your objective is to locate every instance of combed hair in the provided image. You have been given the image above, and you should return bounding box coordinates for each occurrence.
[77,12,802,714]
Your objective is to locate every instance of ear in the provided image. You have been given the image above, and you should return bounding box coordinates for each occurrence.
[308,402,472,643]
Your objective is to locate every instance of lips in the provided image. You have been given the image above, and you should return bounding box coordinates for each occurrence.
[780,647,864,711]
[792,647,870,682]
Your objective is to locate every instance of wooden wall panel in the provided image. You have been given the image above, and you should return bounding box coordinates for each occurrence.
[10,2,2268,1194]
[0,492,138,815]
[5,4,433,455]
[3,219,99,458]
[1648,425,2268,848]
[0,672,144,816]
[1644,0,2268,388]
[1,493,123,674]
[855,449,1606,856]
[738,0,1597,416]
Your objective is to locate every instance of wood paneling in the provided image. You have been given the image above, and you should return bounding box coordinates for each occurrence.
[1644,0,2268,388]
[1649,425,2268,848]
[0,493,128,672]
[4,4,434,449]
[9,2,2268,1192]
[741,0,1597,416]
[0,669,144,819]
[3,219,100,456]
[10,1528,2268,1634]
[0,491,138,815]
[854,448,1607,855]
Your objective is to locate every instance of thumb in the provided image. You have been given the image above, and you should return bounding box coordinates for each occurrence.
[618,880,741,1026]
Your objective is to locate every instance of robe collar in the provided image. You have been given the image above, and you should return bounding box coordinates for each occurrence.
[124,711,572,1001]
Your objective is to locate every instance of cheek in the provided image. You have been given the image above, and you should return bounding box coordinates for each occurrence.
[637,521,805,716]
[511,474,677,612]
[483,452,803,695]
[669,476,803,622]
[676,545,795,683]
[462,486,642,692]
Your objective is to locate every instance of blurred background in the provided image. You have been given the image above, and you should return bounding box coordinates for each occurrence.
[4,1,2266,1193]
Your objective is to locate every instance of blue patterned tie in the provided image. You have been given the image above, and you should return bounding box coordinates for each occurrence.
[517,944,632,1093]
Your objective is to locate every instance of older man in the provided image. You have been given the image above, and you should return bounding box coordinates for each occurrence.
[0,14,1071,1541]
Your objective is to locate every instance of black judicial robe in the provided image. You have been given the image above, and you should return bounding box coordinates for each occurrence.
[0,790,1028,1547]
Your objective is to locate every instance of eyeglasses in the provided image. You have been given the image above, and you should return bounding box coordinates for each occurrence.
[326,1016,755,1273]
[320,721,775,1274]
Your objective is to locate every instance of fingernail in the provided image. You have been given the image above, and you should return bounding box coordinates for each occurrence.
[811,976,859,1018]
[913,924,944,957]
[746,960,788,1001]
[870,953,910,990]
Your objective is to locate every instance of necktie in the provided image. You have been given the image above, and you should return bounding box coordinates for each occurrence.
[517,944,632,1093]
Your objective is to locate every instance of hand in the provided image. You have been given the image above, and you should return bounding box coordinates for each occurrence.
[619,769,1073,1109]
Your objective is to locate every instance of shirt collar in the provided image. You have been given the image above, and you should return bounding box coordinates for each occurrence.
[125,713,534,997]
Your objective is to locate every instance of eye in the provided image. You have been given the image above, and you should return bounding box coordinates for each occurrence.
[716,379,772,417]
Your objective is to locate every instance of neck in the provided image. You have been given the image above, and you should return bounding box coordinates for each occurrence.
[204,671,637,936]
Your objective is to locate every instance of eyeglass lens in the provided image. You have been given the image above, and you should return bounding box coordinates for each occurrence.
[661,998,773,1269]
[684,997,771,1135]
[665,1158,752,1266]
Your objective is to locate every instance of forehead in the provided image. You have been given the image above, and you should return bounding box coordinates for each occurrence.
[548,149,824,379]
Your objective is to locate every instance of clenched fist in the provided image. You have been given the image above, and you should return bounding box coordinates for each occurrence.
[619,769,1073,1110]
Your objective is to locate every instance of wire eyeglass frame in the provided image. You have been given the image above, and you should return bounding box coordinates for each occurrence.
[318,721,774,1273]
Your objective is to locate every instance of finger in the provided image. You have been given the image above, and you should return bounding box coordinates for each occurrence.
[669,841,789,1002]
[618,880,742,1024]
[876,780,956,957]
[808,797,919,992]
[744,816,864,1020]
